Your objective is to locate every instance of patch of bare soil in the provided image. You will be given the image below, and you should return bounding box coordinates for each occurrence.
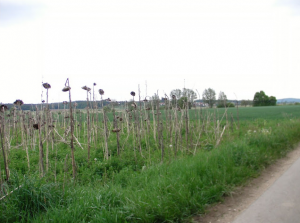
[192,145,300,223]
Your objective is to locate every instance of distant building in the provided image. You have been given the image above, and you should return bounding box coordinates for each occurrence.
[194,102,207,107]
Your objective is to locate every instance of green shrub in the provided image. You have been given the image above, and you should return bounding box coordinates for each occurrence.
[217,102,235,108]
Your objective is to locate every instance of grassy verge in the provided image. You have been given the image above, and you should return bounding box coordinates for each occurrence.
[2,118,300,222]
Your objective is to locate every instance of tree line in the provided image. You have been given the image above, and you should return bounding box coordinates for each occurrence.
[170,88,277,108]
[1,89,277,111]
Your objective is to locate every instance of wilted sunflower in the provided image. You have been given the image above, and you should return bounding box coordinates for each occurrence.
[82,86,91,91]
[99,89,104,95]
[33,124,39,130]
[14,99,24,106]
[0,105,8,112]
[42,83,51,89]
[112,128,121,133]
[130,91,135,96]
[172,95,176,99]
[62,86,71,92]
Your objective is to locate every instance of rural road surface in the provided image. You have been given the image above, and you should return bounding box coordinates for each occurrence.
[193,145,300,223]
[232,152,300,223]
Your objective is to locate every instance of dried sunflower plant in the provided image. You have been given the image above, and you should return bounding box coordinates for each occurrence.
[0,104,9,181]
[82,85,91,162]
[0,80,236,190]
[99,89,109,160]
[62,78,76,179]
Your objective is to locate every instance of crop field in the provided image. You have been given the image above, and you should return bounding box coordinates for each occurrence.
[1,101,300,222]
[106,105,300,122]
[218,105,300,121]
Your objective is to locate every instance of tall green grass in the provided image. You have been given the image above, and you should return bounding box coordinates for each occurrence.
[0,174,64,222]
[2,118,300,222]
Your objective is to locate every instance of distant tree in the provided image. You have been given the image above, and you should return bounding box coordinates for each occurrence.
[182,88,197,102]
[170,88,197,101]
[170,89,182,100]
[241,100,248,107]
[240,100,252,107]
[226,102,235,107]
[217,91,227,107]
[253,91,268,106]
[269,96,277,106]
[253,91,276,106]
[177,97,192,109]
[170,88,197,108]
[202,88,216,108]
[149,93,160,110]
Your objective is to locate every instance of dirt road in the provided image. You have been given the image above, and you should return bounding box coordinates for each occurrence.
[193,144,300,223]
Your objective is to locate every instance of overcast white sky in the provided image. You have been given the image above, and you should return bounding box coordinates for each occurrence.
[0,0,300,104]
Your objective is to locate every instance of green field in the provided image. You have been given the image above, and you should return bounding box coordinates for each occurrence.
[109,105,300,121]
[170,105,300,122]
[217,105,300,121]
[1,105,300,222]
